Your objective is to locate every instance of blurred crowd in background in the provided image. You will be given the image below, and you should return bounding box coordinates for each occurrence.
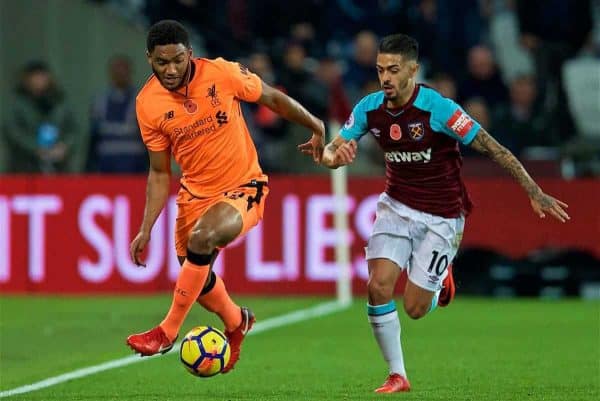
[2,0,599,177]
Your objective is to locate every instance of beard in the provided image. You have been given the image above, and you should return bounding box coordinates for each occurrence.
[382,85,398,101]
[152,66,185,91]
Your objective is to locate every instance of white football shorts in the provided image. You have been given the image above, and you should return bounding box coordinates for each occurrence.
[365,192,465,292]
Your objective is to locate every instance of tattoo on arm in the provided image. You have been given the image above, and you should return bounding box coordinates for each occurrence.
[470,129,542,198]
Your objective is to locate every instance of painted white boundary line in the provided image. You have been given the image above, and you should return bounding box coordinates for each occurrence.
[0,300,350,399]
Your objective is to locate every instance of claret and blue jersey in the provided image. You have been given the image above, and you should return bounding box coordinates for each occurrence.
[340,84,481,218]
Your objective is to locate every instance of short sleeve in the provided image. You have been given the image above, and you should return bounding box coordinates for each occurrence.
[339,100,369,141]
[219,58,263,102]
[136,99,170,151]
[430,96,481,145]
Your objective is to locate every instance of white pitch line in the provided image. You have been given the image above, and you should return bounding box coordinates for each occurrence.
[0,300,350,399]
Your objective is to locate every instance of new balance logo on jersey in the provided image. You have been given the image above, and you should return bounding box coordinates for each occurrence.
[216,111,228,126]
[385,147,432,163]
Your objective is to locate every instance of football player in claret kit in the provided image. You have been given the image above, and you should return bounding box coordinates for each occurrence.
[126,20,325,373]
[313,33,569,393]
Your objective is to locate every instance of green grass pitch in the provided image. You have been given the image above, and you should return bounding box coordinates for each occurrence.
[0,296,598,400]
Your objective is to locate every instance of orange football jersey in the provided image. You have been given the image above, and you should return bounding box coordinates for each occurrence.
[136,57,267,197]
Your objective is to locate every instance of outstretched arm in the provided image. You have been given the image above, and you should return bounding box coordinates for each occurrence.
[130,149,171,266]
[469,128,570,222]
[321,135,358,169]
[257,81,325,162]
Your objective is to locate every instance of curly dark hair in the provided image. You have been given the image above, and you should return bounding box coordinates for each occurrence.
[146,20,190,52]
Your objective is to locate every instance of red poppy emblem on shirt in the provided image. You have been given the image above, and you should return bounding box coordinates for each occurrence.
[184,99,198,114]
[390,124,402,140]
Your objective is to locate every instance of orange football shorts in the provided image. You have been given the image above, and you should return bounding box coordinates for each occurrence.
[174,180,269,257]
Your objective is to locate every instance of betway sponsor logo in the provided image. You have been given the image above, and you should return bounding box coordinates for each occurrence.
[385,148,432,163]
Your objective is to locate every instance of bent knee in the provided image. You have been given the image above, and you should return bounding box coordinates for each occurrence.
[188,227,218,253]
[403,301,429,320]
[367,278,395,303]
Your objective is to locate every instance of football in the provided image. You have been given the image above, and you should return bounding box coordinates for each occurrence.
[179,326,230,377]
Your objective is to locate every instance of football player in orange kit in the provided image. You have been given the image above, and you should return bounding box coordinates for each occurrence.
[126,20,325,373]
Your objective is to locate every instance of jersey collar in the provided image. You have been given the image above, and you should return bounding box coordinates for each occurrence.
[382,84,420,117]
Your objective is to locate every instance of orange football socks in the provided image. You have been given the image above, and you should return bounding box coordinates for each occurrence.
[196,274,242,332]
[160,260,209,341]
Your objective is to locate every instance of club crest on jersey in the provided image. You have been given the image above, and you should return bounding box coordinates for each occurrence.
[408,122,425,141]
[390,124,402,140]
[344,113,355,129]
[206,84,221,107]
[184,99,198,115]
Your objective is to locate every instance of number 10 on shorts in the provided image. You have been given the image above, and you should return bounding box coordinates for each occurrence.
[427,250,449,276]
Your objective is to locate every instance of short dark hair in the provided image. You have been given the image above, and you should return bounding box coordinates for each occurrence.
[146,20,190,52]
[378,34,418,61]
